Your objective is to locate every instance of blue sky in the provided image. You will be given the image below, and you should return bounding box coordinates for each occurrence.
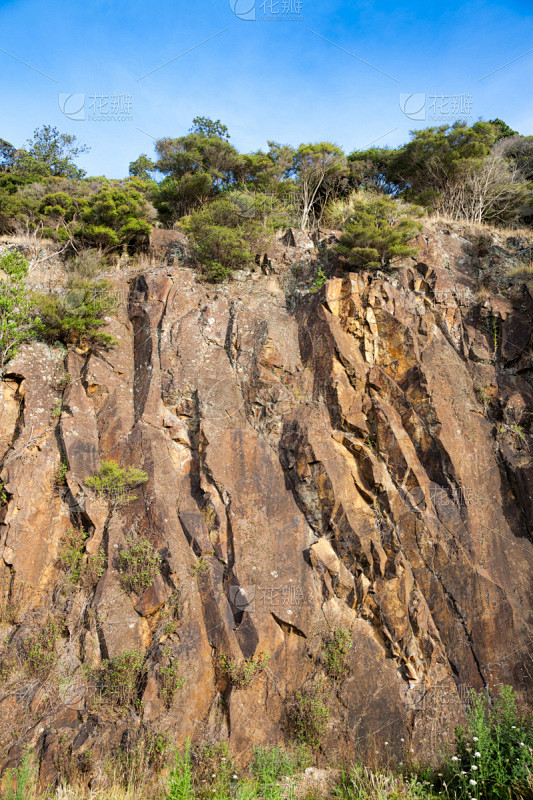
[1,0,532,177]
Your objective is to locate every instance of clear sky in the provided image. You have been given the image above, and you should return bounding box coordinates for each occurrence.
[1,0,532,177]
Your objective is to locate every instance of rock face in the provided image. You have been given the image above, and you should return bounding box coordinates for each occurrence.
[0,223,532,781]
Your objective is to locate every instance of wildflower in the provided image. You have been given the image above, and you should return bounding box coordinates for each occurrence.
[473,736,479,742]
[409,748,414,753]
[461,771,467,775]
[451,756,459,762]
[474,752,481,757]
[520,742,525,746]
[471,765,478,771]
[232,774,238,780]
[385,741,389,746]
[469,779,477,786]
[221,757,226,761]
[400,737,405,742]
[212,774,216,778]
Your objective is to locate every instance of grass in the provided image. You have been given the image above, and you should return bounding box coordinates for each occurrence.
[2,687,533,800]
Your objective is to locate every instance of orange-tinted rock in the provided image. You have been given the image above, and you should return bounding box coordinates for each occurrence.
[0,223,532,778]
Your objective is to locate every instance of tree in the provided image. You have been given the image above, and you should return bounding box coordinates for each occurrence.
[337,196,423,270]
[189,116,230,140]
[14,125,89,179]
[385,121,518,216]
[493,135,533,181]
[153,130,244,221]
[0,250,35,372]
[292,143,348,228]
[0,139,16,173]
[348,147,398,195]
[487,118,518,142]
[128,154,155,181]
[452,155,529,225]
[80,183,153,252]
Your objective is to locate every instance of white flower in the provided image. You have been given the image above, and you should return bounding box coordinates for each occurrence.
[520,742,525,747]
[385,741,389,746]
[474,752,481,757]
[232,774,238,780]
[469,779,477,786]
[400,738,405,742]
[212,774,216,778]
[473,736,479,742]
[452,756,459,762]
[471,765,478,771]
[461,771,467,775]
[409,748,414,753]
[512,726,517,729]
[221,758,226,762]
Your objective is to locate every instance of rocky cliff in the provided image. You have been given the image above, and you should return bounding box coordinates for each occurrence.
[0,222,532,784]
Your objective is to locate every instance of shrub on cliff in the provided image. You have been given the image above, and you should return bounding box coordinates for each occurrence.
[336,196,423,270]
[118,535,161,595]
[0,250,36,373]
[85,459,148,502]
[179,197,267,282]
[289,678,330,749]
[33,278,117,350]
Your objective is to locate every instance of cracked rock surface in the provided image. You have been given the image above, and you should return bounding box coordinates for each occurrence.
[0,223,532,779]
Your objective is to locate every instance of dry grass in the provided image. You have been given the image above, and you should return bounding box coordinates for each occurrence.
[426,213,533,243]
[0,233,56,248]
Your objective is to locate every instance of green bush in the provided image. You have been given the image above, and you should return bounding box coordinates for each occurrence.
[2,752,37,800]
[219,650,270,689]
[441,686,533,800]
[23,617,62,677]
[180,197,268,282]
[118,535,161,595]
[33,278,117,350]
[78,183,153,252]
[0,250,34,371]
[323,627,353,679]
[57,527,85,582]
[337,196,423,270]
[57,527,105,588]
[167,740,195,800]
[250,745,309,800]
[159,646,185,709]
[99,649,146,707]
[85,459,148,502]
[289,678,330,749]
[189,741,236,800]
